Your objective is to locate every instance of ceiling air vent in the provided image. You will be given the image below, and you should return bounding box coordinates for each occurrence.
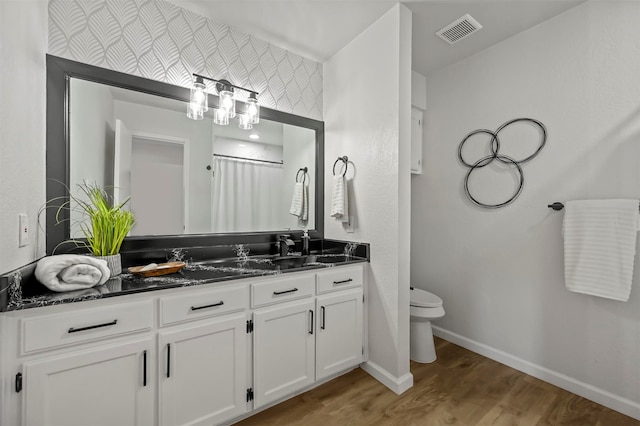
[436,14,482,45]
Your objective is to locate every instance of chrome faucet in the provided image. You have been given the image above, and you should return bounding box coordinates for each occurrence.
[278,234,295,257]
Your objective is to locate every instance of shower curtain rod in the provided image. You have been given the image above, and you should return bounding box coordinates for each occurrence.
[213,153,283,165]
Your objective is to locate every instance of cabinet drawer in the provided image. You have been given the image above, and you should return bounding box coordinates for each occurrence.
[252,274,315,308]
[21,299,153,355]
[316,265,364,294]
[160,284,248,326]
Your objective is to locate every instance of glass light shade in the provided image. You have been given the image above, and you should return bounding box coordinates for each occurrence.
[213,108,229,125]
[187,101,204,120]
[219,90,236,118]
[238,114,253,130]
[246,95,260,124]
[190,81,208,112]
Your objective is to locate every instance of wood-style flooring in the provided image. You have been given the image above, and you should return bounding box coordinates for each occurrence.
[236,337,639,426]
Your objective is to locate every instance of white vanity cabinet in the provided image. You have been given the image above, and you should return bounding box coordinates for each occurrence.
[22,338,155,426]
[12,299,156,426]
[251,266,365,409]
[251,273,316,408]
[315,266,364,380]
[157,285,250,426]
[0,262,367,426]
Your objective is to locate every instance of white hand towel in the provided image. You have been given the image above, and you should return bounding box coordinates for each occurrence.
[289,182,304,217]
[563,199,638,301]
[35,254,111,292]
[330,175,349,222]
[300,183,308,222]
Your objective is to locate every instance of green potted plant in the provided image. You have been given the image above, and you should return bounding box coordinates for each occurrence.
[64,183,136,276]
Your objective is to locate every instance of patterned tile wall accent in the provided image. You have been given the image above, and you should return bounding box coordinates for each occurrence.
[48,0,323,120]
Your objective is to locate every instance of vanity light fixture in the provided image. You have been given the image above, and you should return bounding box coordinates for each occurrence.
[213,107,229,126]
[187,73,260,130]
[246,92,260,124]
[238,113,252,130]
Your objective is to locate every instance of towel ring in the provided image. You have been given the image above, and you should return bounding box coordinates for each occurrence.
[296,167,308,184]
[333,156,348,177]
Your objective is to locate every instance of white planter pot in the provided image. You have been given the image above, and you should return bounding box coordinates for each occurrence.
[95,254,122,277]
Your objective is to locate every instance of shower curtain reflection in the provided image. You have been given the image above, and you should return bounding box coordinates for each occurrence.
[211,157,284,233]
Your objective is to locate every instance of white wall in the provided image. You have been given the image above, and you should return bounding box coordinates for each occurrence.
[282,125,316,231]
[0,1,47,273]
[114,100,213,234]
[411,70,426,111]
[214,138,283,164]
[69,79,115,237]
[412,1,640,418]
[324,4,413,392]
[70,79,115,190]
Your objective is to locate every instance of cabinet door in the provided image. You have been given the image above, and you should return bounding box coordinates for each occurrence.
[22,338,154,426]
[411,107,424,174]
[253,299,315,408]
[316,289,364,380]
[158,314,248,426]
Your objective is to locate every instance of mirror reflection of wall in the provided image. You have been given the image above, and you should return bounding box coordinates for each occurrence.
[69,78,315,238]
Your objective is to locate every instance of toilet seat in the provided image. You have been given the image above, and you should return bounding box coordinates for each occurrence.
[410,287,442,308]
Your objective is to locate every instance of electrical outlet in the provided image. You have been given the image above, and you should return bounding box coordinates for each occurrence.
[18,213,29,247]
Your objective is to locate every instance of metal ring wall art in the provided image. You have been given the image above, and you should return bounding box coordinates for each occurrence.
[457,118,547,209]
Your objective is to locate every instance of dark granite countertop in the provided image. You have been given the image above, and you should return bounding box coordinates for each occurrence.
[0,240,369,312]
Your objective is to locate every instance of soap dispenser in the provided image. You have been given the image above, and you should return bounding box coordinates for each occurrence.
[301,230,310,255]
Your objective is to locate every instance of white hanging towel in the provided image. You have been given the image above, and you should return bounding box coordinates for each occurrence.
[300,183,308,222]
[563,199,639,301]
[330,175,349,223]
[289,182,304,217]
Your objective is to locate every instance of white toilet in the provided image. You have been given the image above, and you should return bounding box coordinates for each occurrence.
[410,287,445,363]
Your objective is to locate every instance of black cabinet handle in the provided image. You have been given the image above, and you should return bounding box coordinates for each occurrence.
[191,301,224,311]
[309,310,314,334]
[68,319,117,333]
[333,278,353,285]
[166,344,171,378]
[15,373,22,393]
[143,350,147,387]
[321,306,326,330]
[273,288,298,295]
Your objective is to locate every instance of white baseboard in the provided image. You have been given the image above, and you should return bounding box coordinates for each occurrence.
[432,325,640,421]
[361,361,413,395]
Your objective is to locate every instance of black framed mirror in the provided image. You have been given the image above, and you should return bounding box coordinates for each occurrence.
[46,54,324,254]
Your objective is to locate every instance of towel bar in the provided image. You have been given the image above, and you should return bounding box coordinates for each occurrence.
[548,201,640,211]
[548,202,565,211]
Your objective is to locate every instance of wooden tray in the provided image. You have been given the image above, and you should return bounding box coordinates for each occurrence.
[128,261,186,277]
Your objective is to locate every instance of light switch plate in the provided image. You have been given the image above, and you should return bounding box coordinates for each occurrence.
[18,213,29,247]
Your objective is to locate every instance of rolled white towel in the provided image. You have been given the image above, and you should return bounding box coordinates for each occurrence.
[35,255,111,292]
